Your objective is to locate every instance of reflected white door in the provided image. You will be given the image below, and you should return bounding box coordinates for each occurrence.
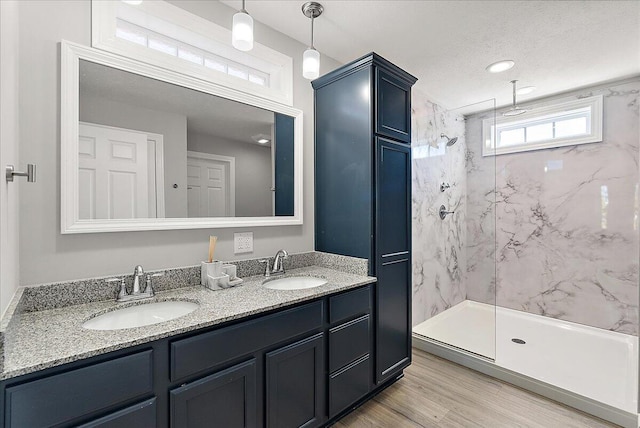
[187,152,235,217]
[79,123,149,219]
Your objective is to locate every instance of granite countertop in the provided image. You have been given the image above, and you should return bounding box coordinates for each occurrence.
[2,265,376,380]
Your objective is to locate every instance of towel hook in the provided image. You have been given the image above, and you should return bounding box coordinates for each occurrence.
[6,164,36,183]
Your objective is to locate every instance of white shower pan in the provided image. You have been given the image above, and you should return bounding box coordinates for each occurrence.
[413,300,638,426]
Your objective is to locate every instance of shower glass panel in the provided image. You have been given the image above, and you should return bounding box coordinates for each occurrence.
[411,99,497,360]
[490,81,639,414]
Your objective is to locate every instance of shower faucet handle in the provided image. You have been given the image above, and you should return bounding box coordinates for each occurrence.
[439,205,455,220]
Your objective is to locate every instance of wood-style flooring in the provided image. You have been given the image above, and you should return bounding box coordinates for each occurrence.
[332,349,620,428]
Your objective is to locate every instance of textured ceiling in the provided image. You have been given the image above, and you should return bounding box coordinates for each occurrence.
[222,0,640,111]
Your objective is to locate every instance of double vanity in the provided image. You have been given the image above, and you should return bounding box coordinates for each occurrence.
[0,252,378,427]
[2,6,416,422]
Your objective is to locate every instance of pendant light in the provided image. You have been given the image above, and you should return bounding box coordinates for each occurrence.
[503,80,528,117]
[302,2,323,80]
[232,0,254,52]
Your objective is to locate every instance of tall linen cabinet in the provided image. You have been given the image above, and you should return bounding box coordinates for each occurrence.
[313,53,416,385]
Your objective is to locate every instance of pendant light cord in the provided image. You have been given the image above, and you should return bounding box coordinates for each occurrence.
[310,16,315,49]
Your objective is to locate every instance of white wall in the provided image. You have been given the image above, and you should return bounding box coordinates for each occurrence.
[16,0,341,286]
[0,1,20,315]
[188,132,272,217]
[79,94,188,218]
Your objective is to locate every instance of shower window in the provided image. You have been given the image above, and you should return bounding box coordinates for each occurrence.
[482,95,603,156]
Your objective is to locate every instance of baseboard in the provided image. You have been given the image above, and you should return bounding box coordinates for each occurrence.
[413,334,637,428]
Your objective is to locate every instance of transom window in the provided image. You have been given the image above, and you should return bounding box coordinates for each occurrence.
[482,95,603,156]
[115,19,270,87]
[92,0,293,105]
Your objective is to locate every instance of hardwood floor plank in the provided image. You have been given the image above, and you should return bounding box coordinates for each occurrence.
[371,380,449,426]
[332,396,430,427]
[332,348,619,427]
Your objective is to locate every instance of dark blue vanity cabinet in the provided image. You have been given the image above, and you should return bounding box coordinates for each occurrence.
[313,53,416,387]
[0,285,374,427]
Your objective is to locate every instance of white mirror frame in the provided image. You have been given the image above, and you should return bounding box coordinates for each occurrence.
[61,41,303,234]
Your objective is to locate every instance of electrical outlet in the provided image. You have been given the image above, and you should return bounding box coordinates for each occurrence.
[234,232,254,254]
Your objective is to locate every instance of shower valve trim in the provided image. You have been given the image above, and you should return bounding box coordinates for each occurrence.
[439,205,455,220]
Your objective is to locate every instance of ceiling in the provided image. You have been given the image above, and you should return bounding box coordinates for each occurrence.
[79,60,274,145]
[223,0,640,111]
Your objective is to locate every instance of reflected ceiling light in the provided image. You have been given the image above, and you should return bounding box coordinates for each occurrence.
[485,60,515,73]
[503,80,528,117]
[302,2,324,80]
[122,0,143,4]
[516,85,537,95]
[232,0,254,52]
[252,134,270,144]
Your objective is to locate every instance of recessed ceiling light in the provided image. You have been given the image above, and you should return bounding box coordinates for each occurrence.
[252,134,271,144]
[485,60,515,73]
[516,86,536,95]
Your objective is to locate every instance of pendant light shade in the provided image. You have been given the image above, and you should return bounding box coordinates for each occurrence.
[303,48,320,79]
[232,1,253,52]
[302,2,323,80]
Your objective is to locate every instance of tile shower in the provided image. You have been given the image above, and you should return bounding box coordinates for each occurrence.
[411,79,640,423]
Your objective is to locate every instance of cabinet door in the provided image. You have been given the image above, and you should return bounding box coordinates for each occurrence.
[375,138,412,383]
[170,359,257,428]
[315,66,373,261]
[375,68,412,143]
[265,333,325,428]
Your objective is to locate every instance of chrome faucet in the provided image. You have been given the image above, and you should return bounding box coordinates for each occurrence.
[108,266,164,302]
[133,265,144,294]
[259,249,289,278]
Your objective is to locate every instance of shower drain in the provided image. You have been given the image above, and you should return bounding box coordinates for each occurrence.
[511,338,526,344]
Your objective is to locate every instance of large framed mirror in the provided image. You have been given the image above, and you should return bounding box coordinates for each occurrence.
[61,41,303,234]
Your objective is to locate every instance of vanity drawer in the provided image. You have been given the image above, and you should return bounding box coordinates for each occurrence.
[329,355,371,418]
[329,315,370,372]
[171,301,323,381]
[329,285,371,324]
[5,350,153,428]
[77,398,156,428]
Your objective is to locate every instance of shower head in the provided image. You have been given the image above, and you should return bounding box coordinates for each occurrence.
[441,133,458,146]
[503,80,528,117]
[503,107,527,117]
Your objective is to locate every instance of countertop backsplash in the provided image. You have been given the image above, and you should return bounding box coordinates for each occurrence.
[9,251,368,315]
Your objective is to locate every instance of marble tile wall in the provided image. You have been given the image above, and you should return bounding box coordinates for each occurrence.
[411,90,468,326]
[466,80,640,334]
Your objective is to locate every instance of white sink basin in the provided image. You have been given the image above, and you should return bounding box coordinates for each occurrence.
[83,300,199,331]
[263,276,327,290]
